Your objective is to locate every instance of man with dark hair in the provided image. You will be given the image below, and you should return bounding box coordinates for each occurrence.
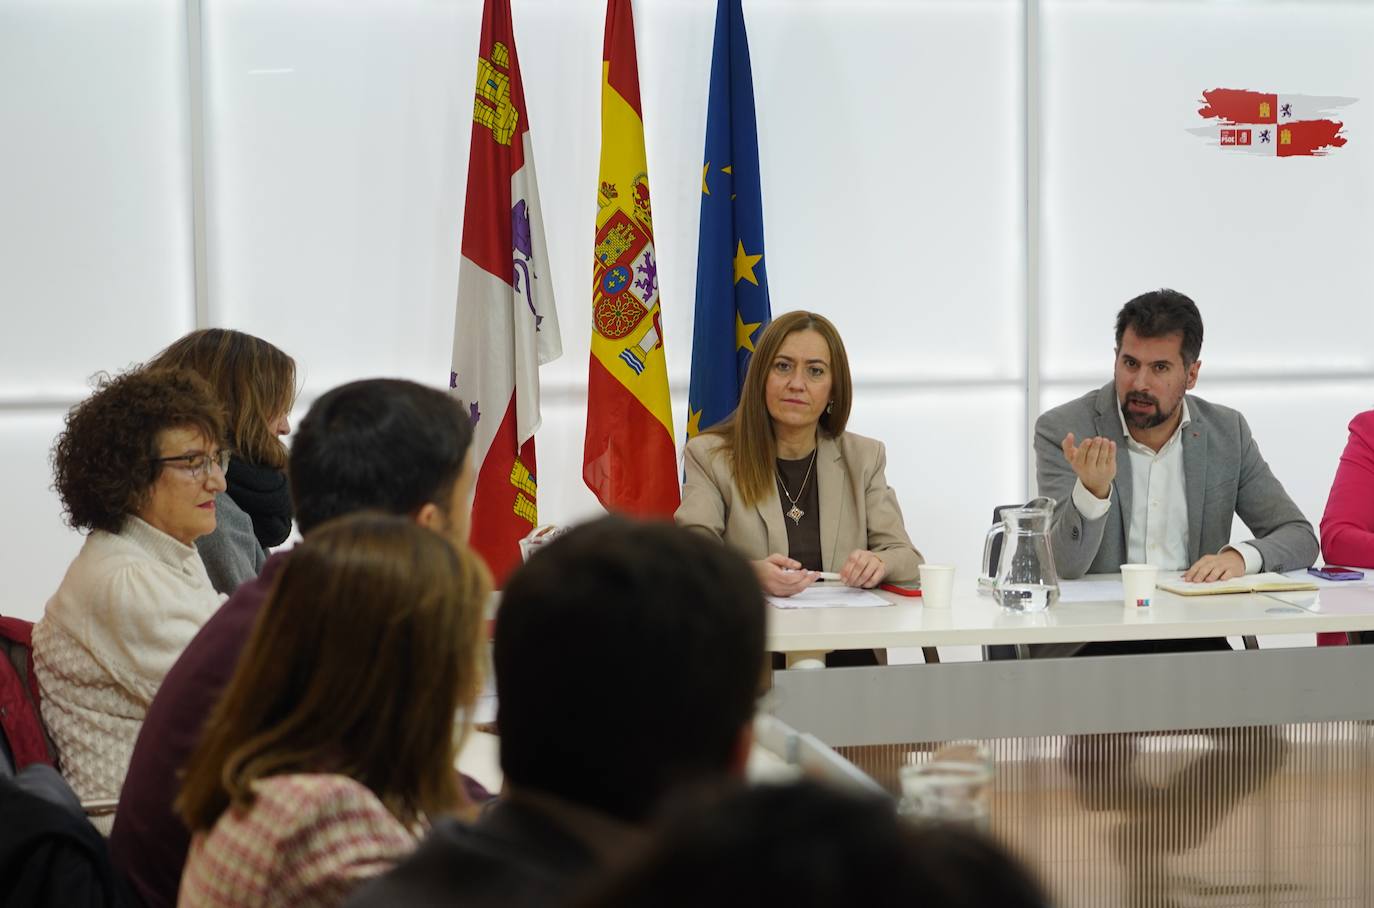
[1034,288,1317,653]
[110,379,477,908]
[1035,291,1307,896]
[347,516,766,908]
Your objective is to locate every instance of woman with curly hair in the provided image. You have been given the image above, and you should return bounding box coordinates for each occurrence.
[176,512,490,907]
[34,367,229,828]
[146,329,297,594]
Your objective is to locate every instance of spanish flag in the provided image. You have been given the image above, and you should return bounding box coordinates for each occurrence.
[583,0,679,517]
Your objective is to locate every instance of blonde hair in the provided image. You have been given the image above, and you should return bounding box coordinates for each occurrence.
[707,311,853,505]
[147,328,296,470]
[176,512,490,831]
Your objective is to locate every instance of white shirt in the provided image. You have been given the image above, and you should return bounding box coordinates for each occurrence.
[1071,398,1260,573]
[32,516,224,830]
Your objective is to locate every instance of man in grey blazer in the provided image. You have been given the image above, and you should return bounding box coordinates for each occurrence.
[1033,290,1307,893]
[1034,289,1317,657]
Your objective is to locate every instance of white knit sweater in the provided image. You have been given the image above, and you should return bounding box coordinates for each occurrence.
[33,516,225,829]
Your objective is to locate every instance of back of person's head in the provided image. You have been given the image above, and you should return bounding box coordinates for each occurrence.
[289,378,473,533]
[146,328,297,470]
[1115,289,1204,366]
[494,517,765,822]
[579,780,1052,908]
[176,511,490,831]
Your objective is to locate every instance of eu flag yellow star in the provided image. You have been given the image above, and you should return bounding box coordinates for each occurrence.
[687,407,703,438]
[702,162,710,196]
[733,241,763,286]
[735,311,762,352]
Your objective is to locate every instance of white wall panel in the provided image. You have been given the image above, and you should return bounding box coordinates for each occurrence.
[200,0,481,392]
[848,387,1026,579]
[1039,0,1374,381]
[0,0,194,396]
[741,0,1026,383]
[0,413,85,621]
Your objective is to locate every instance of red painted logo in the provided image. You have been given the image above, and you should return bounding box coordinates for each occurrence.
[1192,89,1355,157]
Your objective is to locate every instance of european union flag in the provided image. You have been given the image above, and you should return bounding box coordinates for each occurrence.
[686,0,770,440]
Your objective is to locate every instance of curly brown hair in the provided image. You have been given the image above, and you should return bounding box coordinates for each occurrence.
[52,368,228,534]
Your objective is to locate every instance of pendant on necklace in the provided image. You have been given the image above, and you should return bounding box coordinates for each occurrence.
[787,505,805,524]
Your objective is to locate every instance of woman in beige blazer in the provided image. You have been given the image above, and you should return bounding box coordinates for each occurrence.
[676,311,922,598]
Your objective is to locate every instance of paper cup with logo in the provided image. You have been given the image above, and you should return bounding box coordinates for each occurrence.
[919,564,956,608]
[1120,564,1159,608]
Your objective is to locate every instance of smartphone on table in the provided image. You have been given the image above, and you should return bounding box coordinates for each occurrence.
[1308,566,1366,581]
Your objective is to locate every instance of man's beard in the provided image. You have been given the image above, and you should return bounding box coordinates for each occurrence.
[1120,392,1174,430]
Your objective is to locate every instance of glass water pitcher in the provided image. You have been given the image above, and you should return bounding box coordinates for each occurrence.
[979,500,1061,612]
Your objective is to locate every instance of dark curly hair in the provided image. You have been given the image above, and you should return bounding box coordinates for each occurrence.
[52,368,227,534]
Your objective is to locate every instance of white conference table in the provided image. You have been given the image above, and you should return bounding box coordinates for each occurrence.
[767,572,1374,665]
[766,572,1374,747]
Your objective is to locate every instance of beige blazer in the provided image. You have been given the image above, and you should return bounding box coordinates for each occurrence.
[675,431,923,584]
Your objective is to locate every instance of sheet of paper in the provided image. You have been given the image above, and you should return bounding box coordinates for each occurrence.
[767,586,891,609]
[1056,579,1125,603]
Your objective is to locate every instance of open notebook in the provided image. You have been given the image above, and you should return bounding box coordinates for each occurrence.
[1157,571,1318,597]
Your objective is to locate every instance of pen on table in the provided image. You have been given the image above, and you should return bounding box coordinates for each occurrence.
[782,569,842,581]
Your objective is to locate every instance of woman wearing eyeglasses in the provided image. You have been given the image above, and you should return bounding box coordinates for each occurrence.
[147,329,297,595]
[32,368,229,830]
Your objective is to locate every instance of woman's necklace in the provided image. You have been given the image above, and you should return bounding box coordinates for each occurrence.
[776,449,818,525]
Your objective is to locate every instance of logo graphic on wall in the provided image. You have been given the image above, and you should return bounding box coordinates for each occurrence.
[1189,89,1355,157]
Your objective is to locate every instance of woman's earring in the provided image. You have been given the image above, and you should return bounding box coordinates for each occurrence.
[826,401,834,414]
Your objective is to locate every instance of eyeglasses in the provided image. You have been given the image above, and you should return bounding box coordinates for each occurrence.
[154,449,232,481]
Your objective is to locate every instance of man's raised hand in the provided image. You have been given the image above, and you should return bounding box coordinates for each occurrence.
[1061,432,1117,500]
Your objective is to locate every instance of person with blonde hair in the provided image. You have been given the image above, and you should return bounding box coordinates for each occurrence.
[147,328,297,593]
[676,310,923,598]
[176,512,489,908]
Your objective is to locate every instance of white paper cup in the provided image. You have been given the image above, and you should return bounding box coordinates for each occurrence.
[1120,563,1159,608]
[919,564,956,608]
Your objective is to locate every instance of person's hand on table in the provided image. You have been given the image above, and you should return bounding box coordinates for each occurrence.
[1182,550,1245,583]
[753,554,817,597]
[1061,432,1116,500]
[840,549,888,588]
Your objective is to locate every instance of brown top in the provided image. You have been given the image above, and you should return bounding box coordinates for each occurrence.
[776,453,822,571]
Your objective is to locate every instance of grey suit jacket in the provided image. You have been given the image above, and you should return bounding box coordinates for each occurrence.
[1032,383,1318,656]
[675,431,923,584]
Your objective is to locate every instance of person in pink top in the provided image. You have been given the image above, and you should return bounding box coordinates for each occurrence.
[1318,409,1374,646]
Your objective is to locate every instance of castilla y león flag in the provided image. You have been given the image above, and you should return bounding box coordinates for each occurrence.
[583,0,679,517]
[1190,88,1355,156]
[451,0,562,584]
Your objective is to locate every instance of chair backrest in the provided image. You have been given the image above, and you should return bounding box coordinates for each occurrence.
[0,616,59,775]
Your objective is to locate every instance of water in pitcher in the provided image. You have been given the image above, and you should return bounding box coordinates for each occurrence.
[995,582,1058,612]
[982,501,1061,612]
